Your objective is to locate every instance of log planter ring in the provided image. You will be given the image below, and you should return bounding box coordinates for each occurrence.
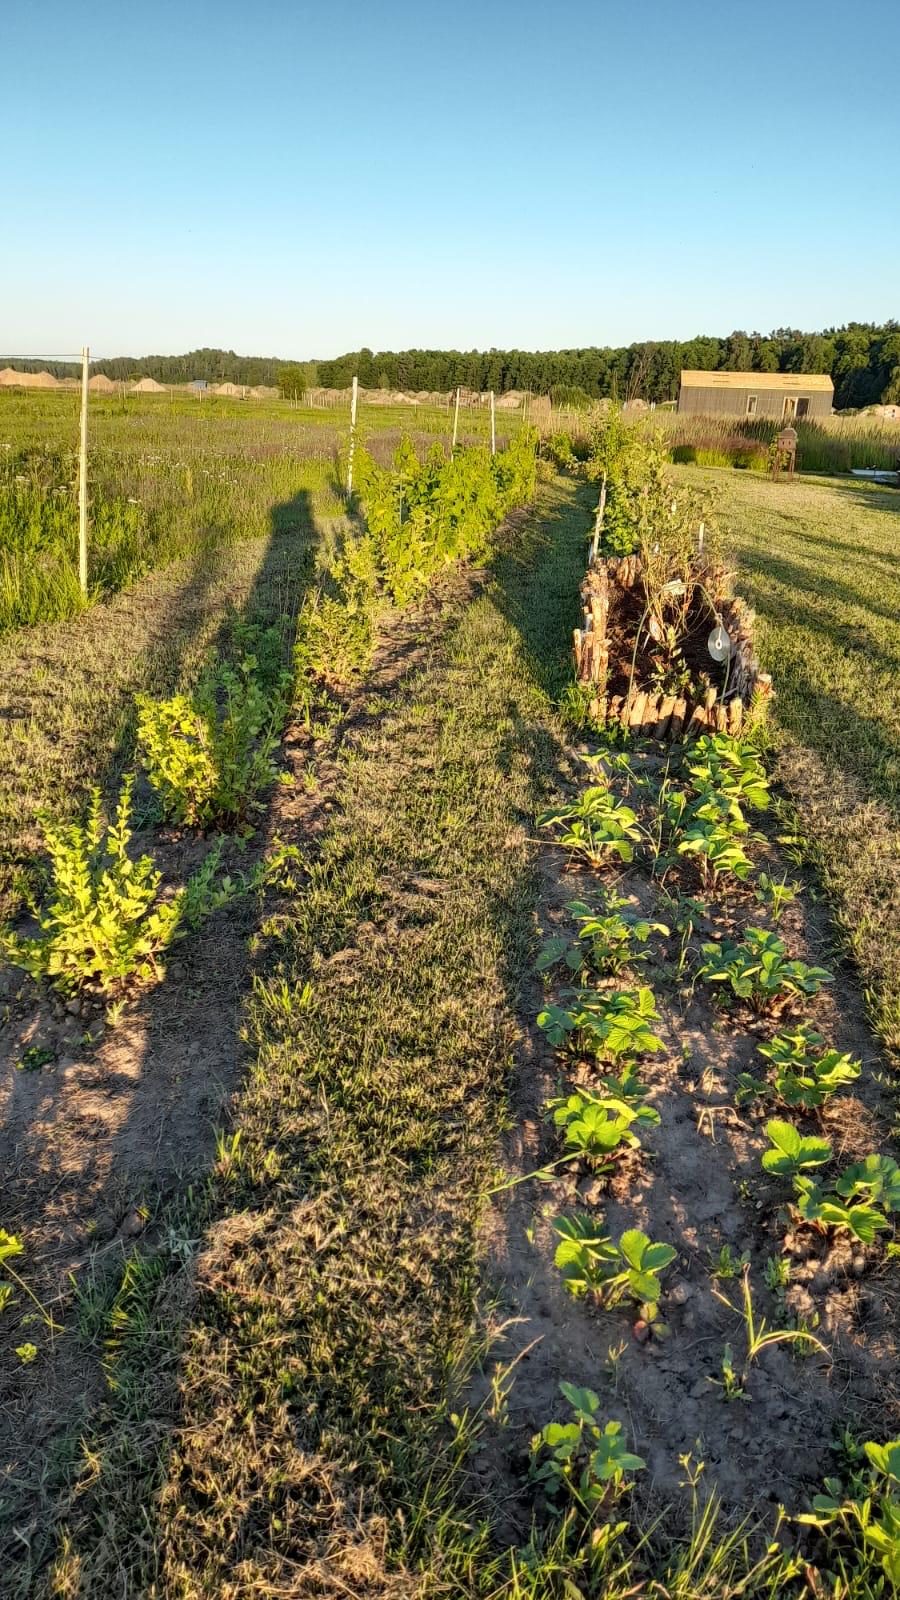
[573,553,772,742]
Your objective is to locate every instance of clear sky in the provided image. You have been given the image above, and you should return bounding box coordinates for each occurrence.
[2,0,897,360]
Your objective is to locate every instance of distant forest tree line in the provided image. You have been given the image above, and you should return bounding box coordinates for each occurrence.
[315,324,900,409]
[11,324,899,409]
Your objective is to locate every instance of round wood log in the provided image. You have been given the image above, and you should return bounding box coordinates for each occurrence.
[686,702,708,740]
[642,692,661,731]
[628,690,648,728]
[669,697,688,740]
[727,697,743,736]
[655,694,676,739]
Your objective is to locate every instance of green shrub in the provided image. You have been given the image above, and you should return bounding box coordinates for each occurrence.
[137,651,290,832]
[1,777,222,995]
[294,538,379,687]
[354,429,537,604]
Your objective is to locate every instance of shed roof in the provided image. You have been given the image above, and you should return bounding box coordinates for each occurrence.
[680,369,833,392]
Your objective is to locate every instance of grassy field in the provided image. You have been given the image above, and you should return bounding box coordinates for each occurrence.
[674,464,900,1058]
[0,389,520,632]
[1,411,898,1597]
[543,404,900,475]
[5,475,895,1598]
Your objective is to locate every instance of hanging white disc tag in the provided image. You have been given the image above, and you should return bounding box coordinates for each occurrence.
[708,622,731,663]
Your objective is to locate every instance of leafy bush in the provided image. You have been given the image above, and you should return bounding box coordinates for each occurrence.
[698,928,832,1010]
[137,649,290,832]
[354,429,537,604]
[294,540,378,687]
[1,777,222,995]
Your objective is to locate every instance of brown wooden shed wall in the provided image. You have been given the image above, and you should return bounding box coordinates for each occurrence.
[678,383,832,419]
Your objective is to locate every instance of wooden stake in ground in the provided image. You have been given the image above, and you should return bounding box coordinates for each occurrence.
[452,386,460,453]
[346,374,359,498]
[589,474,607,566]
[78,345,89,597]
[490,390,496,456]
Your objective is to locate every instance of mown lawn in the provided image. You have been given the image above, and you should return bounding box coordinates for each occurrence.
[674,464,900,1057]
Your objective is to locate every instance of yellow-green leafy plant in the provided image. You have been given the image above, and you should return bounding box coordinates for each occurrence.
[1,778,223,995]
[137,651,290,831]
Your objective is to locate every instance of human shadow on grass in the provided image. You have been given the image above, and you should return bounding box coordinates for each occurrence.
[0,488,325,1595]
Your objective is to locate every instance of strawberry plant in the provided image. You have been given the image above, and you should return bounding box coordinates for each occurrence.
[792,1179,889,1244]
[538,786,643,866]
[835,1155,900,1211]
[797,1437,900,1590]
[547,1088,659,1169]
[1,778,224,996]
[760,1027,861,1110]
[761,1119,832,1178]
[531,1383,644,1511]
[686,734,770,817]
[665,783,757,888]
[698,928,832,1011]
[536,896,668,978]
[552,1217,676,1312]
[538,986,663,1060]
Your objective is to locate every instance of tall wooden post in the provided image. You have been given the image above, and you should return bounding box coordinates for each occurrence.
[346,374,359,497]
[451,385,460,453]
[490,389,496,455]
[78,346,89,596]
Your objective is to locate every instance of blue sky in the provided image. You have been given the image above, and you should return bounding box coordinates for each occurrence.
[2,0,897,359]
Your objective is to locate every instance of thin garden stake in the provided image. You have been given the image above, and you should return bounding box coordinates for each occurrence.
[346,374,359,498]
[78,345,89,596]
[589,474,607,565]
[451,385,460,453]
[490,389,496,456]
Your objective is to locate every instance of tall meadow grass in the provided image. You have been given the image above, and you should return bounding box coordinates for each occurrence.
[0,390,512,635]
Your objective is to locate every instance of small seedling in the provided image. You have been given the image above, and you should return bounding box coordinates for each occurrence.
[754,872,800,920]
[712,1266,830,1368]
[709,1244,751,1280]
[709,1342,747,1402]
[531,1383,645,1512]
[17,1046,54,1073]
